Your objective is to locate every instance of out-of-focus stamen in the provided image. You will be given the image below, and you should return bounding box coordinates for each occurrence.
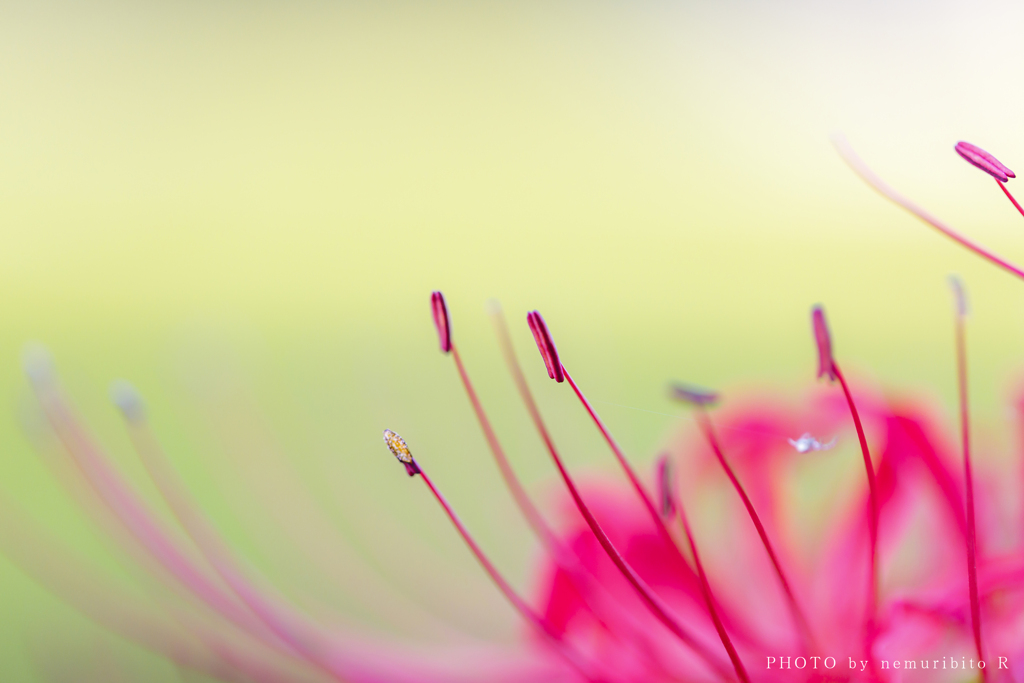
[834,136,1024,281]
[25,363,297,664]
[949,276,986,680]
[811,306,836,382]
[669,383,719,407]
[115,386,479,683]
[656,454,677,520]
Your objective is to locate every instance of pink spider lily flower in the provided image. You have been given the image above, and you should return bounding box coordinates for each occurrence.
[9,139,1024,682]
[10,292,1024,682]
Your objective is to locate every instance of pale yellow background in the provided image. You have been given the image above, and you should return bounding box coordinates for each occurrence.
[2,1,1024,680]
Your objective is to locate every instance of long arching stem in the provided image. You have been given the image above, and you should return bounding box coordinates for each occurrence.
[834,137,1024,281]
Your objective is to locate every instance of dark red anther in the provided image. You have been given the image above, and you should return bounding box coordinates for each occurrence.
[430,291,452,353]
[811,305,836,381]
[669,383,719,407]
[955,141,1015,183]
[526,311,564,383]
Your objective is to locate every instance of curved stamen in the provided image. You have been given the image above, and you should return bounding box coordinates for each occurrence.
[834,136,1024,281]
[810,306,880,653]
[512,314,746,680]
[490,303,702,677]
[110,384,369,682]
[441,298,688,672]
[25,362,296,663]
[949,276,986,679]
[382,431,599,683]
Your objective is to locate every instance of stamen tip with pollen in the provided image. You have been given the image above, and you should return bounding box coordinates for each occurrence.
[109,380,146,423]
[526,311,564,383]
[430,291,452,354]
[383,428,421,476]
[669,382,720,406]
[955,141,1015,182]
[811,305,836,382]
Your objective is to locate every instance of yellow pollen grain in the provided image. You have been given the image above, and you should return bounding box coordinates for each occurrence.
[383,429,413,463]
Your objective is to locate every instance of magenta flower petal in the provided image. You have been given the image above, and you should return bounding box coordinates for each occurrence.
[955,141,1015,182]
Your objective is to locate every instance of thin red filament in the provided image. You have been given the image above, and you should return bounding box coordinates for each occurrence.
[559,368,749,681]
[449,343,558,547]
[489,314,735,679]
[559,368,750,643]
[954,307,986,678]
[997,179,1024,221]
[834,138,1024,282]
[830,362,880,648]
[414,463,597,682]
[695,409,817,652]
[449,340,648,654]
[676,506,751,683]
[561,369,692,563]
[532,422,738,681]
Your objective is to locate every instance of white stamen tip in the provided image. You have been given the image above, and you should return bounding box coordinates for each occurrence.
[948,275,969,318]
[22,344,55,388]
[110,380,146,423]
[788,433,836,454]
[485,298,503,316]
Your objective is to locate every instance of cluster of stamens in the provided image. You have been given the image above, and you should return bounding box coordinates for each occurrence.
[374,139,1017,681]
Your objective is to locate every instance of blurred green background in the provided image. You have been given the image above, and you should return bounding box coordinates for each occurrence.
[3,0,1024,679]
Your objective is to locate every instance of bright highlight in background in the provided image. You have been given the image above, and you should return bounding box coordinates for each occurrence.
[3,1,1024,680]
